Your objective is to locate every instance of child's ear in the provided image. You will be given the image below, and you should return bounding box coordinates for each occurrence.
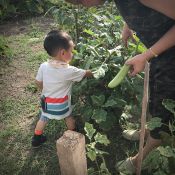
[60,49,65,56]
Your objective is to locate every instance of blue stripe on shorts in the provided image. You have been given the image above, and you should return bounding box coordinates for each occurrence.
[47,101,68,111]
[40,115,49,122]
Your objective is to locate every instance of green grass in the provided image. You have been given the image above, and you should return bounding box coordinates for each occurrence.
[0,35,13,57]
[0,18,64,175]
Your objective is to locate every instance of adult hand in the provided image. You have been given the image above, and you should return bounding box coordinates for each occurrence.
[125,53,148,76]
[122,23,136,47]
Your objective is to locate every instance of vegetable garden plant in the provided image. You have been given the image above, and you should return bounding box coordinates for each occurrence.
[47,1,175,174]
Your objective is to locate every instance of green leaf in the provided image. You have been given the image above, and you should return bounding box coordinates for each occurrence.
[87,149,96,161]
[153,170,167,175]
[82,106,93,122]
[103,98,126,108]
[94,133,110,146]
[93,66,105,79]
[160,131,174,147]
[158,146,175,158]
[137,44,147,53]
[94,148,109,155]
[99,113,117,131]
[100,162,111,175]
[93,14,103,21]
[84,56,93,69]
[147,117,162,130]
[103,99,117,107]
[91,95,105,106]
[162,99,175,116]
[143,149,161,170]
[115,98,127,108]
[87,167,95,175]
[84,29,95,36]
[92,109,107,123]
[108,45,122,55]
[84,122,96,140]
[87,46,100,57]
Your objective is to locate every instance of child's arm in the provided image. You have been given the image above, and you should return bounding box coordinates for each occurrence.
[84,70,93,78]
[126,25,175,76]
[35,80,43,90]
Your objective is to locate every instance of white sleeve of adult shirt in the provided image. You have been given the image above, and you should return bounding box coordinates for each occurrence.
[36,63,44,81]
[67,66,86,82]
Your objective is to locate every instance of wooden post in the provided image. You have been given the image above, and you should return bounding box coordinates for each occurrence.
[56,130,87,175]
[136,62,150,175]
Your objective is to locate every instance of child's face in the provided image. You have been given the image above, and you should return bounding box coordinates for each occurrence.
[58,41,74,63]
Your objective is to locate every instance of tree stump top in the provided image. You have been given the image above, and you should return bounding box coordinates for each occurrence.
[57,130,84,151]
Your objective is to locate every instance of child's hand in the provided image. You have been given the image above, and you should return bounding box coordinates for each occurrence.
[85,70,93,78]
[125,53,148,76]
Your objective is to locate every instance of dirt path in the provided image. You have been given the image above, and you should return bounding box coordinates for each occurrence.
[0,16,54,97]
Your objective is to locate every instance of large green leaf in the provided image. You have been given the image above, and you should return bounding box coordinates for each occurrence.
[94,133,110,146]
[103,98,126,108]
[143,150,161,170]
[92,109,107,123]
[162,99,175,116]
[160,131,175,147]
[147,117,162,130]
[103,99,117,107]
[91,95,105,106]
[84,122,96,140]
[153,170,168,175]
[158,146,175,158]
[99,113,118,131]
[82,106,93,122]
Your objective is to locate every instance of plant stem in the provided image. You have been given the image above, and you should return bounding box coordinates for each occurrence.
[95,159,101,175]
[73,6,80,44]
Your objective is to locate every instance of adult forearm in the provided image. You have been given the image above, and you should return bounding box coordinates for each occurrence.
[143,25,175,61]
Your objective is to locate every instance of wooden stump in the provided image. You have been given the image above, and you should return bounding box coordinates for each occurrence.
[56,130,87,175]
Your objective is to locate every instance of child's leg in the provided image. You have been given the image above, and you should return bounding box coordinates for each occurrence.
[34,119,48,135]
[32,115,49,147]
[65,116,76,130]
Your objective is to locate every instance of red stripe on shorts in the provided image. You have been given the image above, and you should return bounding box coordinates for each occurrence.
[45,95,68,103]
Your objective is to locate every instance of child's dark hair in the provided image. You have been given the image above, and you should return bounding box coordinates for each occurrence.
[44,30,72,57]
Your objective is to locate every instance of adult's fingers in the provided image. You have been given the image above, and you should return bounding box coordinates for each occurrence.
[122,36,128,47]
[126,62,137,76]
[122,32,136,47]
[128,67,137,76]
[130,70,137,76]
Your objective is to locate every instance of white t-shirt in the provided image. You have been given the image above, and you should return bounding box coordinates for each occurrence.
[36,61,86,120]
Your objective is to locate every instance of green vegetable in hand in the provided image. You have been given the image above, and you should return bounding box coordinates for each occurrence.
[108,64,130,88]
